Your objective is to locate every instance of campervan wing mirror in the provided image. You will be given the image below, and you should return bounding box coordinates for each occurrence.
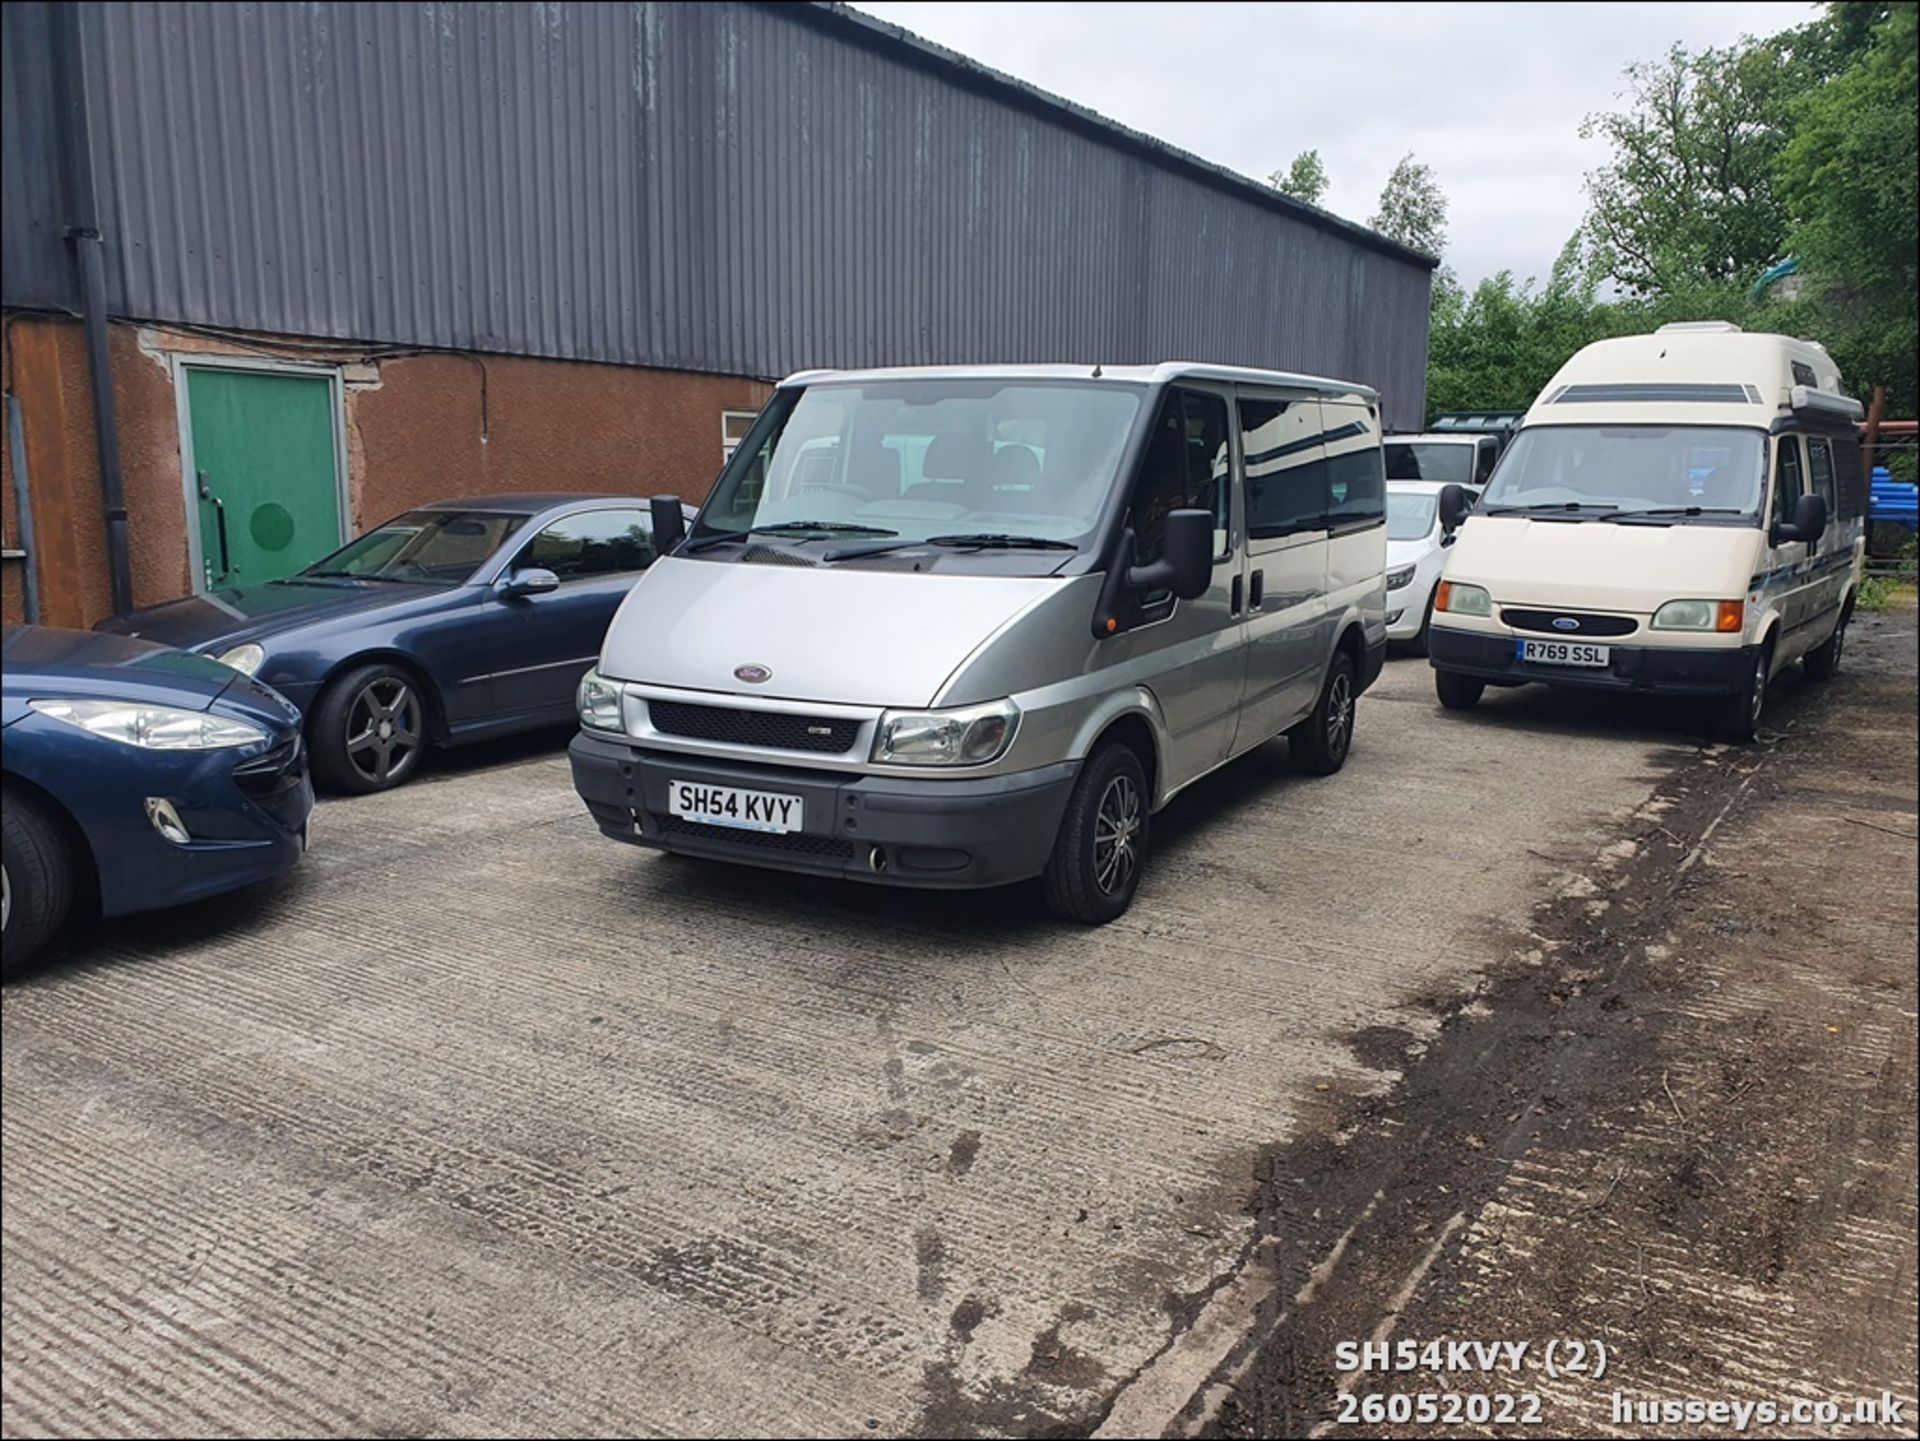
[1127,509,1214,601]
[1438,483,1473,534]
[1774,492,1828,551]
[650,495,687,554]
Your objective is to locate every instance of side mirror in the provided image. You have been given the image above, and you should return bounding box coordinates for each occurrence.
[500,567,560,598]
[1127,508,1214,601]
[1772,492,1827,551]
[650,494,687,554]
[1438,483,1473,533]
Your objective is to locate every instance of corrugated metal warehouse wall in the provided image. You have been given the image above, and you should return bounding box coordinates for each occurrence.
[2,1,1433,426]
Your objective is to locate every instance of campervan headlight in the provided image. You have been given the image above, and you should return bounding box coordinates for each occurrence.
[1434,581,1491,617]
[1653,599,1745,633]
[873,699,1019,767]
[576,669,625,734]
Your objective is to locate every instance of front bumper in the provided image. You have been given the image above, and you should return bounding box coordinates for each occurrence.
[1428,627,1754,696]
[570,732,1077,889]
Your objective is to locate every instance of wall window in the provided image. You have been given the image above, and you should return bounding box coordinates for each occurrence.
[1240,396,1327,538]
[1126,389,1231,567]
[721,409,758,462]
[1323,402,1385,528]
[1772,436,1805,529]
[519,508,654,579]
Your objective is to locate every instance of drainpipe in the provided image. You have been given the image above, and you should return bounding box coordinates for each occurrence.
[51,0,133,617]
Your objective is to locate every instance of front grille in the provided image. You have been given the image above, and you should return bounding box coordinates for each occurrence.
[1501,608,1638,638]
[648,700,860,753]
[659,814,855,859]
[232,736,306,796]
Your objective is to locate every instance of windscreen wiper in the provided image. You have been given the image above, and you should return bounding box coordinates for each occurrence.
[304,569,407,581]
[1601,506,1748,521]
[923,533,1079,550]
[1480,503,1613,521]
[680,521,900,554]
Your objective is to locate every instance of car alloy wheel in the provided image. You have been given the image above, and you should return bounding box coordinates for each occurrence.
[1093,772,1142,897]
[1325,669,1354,759]
[345,676,422,786]
[1748,652,1767,730]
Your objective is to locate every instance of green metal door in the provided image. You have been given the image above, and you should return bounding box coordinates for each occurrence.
[186,367,341,590]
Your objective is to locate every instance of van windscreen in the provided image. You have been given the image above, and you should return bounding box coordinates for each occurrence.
[691,381,1144,551]
[1481,426,1767,519]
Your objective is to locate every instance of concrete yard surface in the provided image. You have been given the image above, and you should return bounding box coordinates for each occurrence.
[4,626,1916,1437]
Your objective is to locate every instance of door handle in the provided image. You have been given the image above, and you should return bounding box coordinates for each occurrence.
[1230,575,1244,616]
[199,470,231,576]
[1249,569,1265,610]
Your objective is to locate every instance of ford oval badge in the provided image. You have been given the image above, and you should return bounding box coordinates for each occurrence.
[1551,616,1580,632]
[734,664,772,684]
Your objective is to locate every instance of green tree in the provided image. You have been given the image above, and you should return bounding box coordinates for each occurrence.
[1268,150,1329,206]
[1370,152,1447,258]
[1776,2,1918,409]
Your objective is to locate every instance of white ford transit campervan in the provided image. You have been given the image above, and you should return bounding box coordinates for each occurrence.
[570,364,1389,922]
[1428,324,1866,740]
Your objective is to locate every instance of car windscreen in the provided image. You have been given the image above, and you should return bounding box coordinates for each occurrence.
[1481,426,1767,518]
[1386,490,1440,541]
[1384,442,1473,484]
[302,510,523,584]
[689,380,1145,551]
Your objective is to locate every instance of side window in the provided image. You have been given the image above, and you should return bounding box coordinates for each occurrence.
[1324,403,1386,529]
[1772,437,1805,529]
[519,509,654,580]
[1829,433,1865,520]
[1126,388,1231,570]
[1239,395,1328,538]
[1807,437,1836,516]
[1475,438,1498,484]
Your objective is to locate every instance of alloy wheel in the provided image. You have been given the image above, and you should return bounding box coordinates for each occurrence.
[1092,773,1142,896]
[345,677,422,785]
[1,861,10,935]
[1749,654,1767,729]
[1326,670,1354,757]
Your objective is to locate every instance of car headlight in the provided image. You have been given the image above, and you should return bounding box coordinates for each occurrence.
[215,643,265,677]
[29,698,267,750]
[577,669,624,733]
[1386,564,1417,592]
[1653,599,1744,633]
[1434,581,1492,617]
[872,698,1019,767]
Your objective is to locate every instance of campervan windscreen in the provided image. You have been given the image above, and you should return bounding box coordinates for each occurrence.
[690,381,1144,550]
[1482,426,1766,520]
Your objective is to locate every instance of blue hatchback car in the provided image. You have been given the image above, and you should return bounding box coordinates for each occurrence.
[98,494,685,793]
[2,625,313,973]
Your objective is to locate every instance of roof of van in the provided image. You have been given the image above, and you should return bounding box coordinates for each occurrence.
[778,362,1377,402]
[1522,325,1861,430]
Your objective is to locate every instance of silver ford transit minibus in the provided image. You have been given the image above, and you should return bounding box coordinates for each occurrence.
[570,363,1388,921]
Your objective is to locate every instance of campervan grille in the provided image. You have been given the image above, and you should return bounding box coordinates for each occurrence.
[659,815,855,860]
[648,700,861,753]
[1501,609,1638,637]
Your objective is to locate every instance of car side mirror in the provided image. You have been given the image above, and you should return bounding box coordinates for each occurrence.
[650,494,686,554]
[500,567,560,598]
[1438,483,1473,536]
[1771,492,1827,551]
[1127,509,1214,601]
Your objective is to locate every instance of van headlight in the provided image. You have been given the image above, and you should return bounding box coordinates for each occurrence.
[29,698,267,750]
[1653,599,1744,633]
[215,643,265,677]
[1386,564,1417,592]
[576,669,624,733]
[873,699,1019,767]
[1435,581,1492,617]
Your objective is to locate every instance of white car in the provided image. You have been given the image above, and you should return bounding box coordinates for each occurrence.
[1385,479,1480,651]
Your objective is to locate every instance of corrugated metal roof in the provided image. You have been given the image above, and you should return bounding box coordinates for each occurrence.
[1,1,1432,427]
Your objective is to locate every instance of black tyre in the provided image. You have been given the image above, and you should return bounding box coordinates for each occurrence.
[1803,609,1848,682]
[1434,669,1485,711]
[1042,742,1150,924]
[310,662,429,794]
[1289,650,1358,776]
[1717,644,1772,743]
[2,789,72,975]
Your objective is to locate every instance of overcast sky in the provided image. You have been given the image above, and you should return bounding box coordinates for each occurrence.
[854,1,1817,287]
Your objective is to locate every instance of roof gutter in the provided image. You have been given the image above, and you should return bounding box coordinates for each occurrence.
[51,0,133,617]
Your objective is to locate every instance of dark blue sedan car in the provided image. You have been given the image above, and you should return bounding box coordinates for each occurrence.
[2,625,313,972]
[99,494,682,793]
